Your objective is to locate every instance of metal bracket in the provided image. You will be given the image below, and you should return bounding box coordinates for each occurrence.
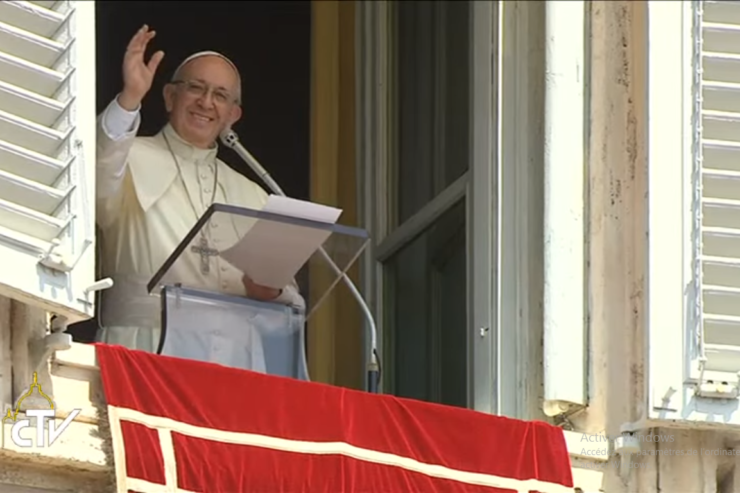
[614,433,641,481]
[75,278,114,307]
[174,284,183,309]
[694,377,740,400]
[693,359,740,399]
[38,238,93,273]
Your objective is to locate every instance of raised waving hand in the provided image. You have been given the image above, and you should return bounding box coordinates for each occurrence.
[118,25,165,111]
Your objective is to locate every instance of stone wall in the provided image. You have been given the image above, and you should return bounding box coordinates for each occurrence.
[0,343,112,493]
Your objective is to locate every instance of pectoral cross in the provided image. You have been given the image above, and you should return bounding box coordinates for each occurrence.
[191,236,219,275]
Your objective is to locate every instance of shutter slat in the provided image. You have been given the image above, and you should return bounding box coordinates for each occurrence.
[702,177,740,204]
[705,109,740,120]
[703,113,740,142]
[703,53,740,83]
[704,344,740,374]
[0,140,68,186]
[704,21,740,33]
[0,21,67,68]
[0,168,70,216]
[704,1,740,25]
[705,284,740,295]
[0,80,70,127]
[27,1,62,11]
[704,145,740,173]
[704,255,740,267]
[704,169,740,180]
[0,1,67,38]
[0,110,70,156]
[704,85,740,112]
[0,198,65,241]
[704,225,740,236]
[705,197,740,209]
[0,52,67,98]
[704,138,740,150]
[703,230,740,262]
[706,260,740,283]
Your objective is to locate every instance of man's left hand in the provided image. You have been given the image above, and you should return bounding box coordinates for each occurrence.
[242,275,281,301]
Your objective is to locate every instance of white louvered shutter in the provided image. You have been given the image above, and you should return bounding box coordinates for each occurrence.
[0,0,96,322]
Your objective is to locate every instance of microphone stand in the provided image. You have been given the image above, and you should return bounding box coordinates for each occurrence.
[220,129,380,393]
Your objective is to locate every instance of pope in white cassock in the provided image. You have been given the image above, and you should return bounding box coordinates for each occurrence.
[95,25,305,373]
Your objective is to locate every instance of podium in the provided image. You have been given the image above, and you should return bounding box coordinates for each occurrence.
[146,203,370,381]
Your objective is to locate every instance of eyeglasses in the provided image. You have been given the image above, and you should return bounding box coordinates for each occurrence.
[171,79,238,105]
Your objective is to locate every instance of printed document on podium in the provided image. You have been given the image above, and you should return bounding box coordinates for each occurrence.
[219,195,342,289]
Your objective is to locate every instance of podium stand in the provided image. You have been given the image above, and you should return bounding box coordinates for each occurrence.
[146,203,370,381]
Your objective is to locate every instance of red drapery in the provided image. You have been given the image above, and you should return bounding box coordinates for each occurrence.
[96,343,574,493]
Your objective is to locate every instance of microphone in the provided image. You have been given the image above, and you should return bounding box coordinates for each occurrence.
[220,128,380,393]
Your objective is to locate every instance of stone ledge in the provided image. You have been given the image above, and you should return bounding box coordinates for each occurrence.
[0,454,112,493]
[1,418,109,472]
[0,485,69,493]
[48,365,102,424]
[53,342,98,370]
[49,342,103,424]
[563,430,609,462]
[564,432,608,492]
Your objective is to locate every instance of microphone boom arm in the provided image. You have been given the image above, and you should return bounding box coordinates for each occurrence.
[220,129,380,393]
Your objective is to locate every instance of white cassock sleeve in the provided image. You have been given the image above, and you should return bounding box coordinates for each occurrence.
[101,97,140,139]
[96,95,141,228]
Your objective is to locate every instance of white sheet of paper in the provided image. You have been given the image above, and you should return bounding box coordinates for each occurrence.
[262,195,343,224]
[219,196,343,289]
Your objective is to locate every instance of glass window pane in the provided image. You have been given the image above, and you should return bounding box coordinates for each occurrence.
[384,200,467,407]
[395,1,470,225]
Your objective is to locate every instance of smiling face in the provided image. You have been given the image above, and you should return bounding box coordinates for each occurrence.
[163,55,242,149]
